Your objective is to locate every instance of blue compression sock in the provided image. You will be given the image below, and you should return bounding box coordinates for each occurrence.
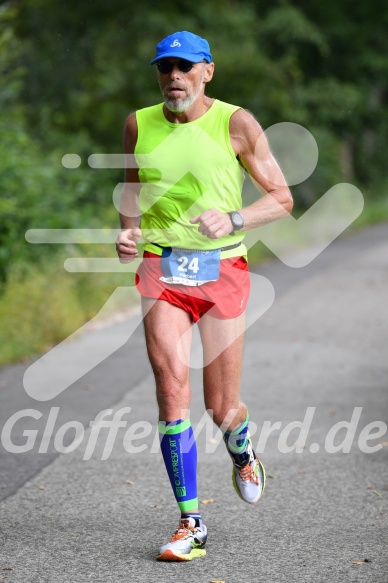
[159,419,199,513]
[223,412,250,465]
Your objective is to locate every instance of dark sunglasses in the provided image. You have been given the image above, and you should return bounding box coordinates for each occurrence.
[156,59,198,74]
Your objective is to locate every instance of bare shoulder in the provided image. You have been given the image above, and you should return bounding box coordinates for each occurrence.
[123,111,138,153]
[229,108,265,156]
[230,108,263,136]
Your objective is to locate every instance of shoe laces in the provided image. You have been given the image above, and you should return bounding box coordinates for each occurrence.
[170,520,196,542]
[237,458,260,485]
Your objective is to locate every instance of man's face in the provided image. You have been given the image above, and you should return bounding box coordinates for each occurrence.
[157,58,211,113]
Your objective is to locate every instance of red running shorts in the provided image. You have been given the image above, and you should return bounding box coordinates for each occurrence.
[135,251,250,323]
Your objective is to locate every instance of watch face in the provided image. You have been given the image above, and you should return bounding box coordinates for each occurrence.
[232,212,244,229]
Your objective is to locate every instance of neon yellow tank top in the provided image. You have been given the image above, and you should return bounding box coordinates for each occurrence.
[135,99,246,259]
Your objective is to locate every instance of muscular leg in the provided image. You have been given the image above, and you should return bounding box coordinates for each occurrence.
[142,297,199,514]
[198,310,247,431]
[199,310,265,505]
[142,297,193,421]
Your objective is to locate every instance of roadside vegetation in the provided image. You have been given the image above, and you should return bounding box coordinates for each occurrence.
[1,1,387,366]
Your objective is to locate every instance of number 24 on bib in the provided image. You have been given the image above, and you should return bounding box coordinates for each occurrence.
[160,248,221,286]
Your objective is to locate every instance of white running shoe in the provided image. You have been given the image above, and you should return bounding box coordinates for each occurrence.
[157,517,207,561]
[232,439,266,504]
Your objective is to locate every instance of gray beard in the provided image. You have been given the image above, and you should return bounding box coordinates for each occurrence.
[162,69,205,113]
[164,93,197,112]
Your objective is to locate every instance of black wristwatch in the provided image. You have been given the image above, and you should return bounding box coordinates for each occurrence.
[228,211,244,235]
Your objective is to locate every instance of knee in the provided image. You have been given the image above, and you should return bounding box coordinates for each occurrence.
[153,362,187,393]
[155,368,190,411]
[207,405,241,430]
[157,375,186,401]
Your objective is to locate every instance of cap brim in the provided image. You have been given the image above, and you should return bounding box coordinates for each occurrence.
[150,52,208,65]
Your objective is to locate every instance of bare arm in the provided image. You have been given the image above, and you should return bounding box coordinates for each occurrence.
[115,112,142,262]
[191,108,293,239]
[230,108,293,228]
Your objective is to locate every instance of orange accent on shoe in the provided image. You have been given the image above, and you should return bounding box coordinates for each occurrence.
[157,549,191,562]
[237,458,260,485]
[170,521,195,542]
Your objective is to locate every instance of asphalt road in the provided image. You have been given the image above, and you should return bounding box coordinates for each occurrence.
[0,223,387,583]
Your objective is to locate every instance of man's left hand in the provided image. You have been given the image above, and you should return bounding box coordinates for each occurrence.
[190,208,234,239]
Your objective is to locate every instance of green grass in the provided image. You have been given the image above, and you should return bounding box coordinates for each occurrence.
[0,246,139,367]
[349,191,388,231]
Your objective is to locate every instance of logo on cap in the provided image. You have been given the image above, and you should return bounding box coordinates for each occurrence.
[170,39,181,47]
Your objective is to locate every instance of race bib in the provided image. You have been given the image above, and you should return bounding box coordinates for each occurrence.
[160,247,221,286]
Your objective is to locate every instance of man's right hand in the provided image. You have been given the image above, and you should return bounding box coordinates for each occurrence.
[115,228,142,263]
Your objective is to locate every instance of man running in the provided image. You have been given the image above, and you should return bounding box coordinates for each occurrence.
[116,30,293,561]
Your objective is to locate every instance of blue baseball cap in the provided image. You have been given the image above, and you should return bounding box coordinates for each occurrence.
[150,31,212,65]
